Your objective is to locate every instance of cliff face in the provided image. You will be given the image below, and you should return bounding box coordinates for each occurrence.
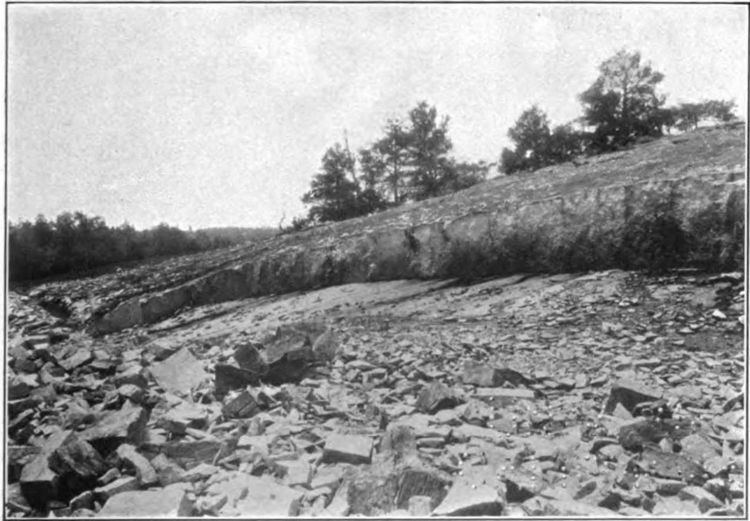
[88,124,744,334]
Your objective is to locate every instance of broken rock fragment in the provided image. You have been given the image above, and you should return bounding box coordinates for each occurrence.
[48,434,106,489]
[415,381,462,414]
[97,482,194,517]
[604,379,663,415]
[628,448,707,485]
[323,433,373,464]
[678,485,724,513]
[115,443,159,486]
[214,364,260,399]
[461,360,530,387]
[221,389,261,419]
[395,466,450,510]
[80,400,148,453]
[347,465,400,516]
[233,342,268,374]
[618,418,695,451]
[19,429,74,509]
[216,473,304,516]
[93,476,139,502]
[433,477,504,516]
[150,346,207,395]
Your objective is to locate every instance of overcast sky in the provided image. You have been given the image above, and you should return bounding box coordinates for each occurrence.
[7,4,748,230]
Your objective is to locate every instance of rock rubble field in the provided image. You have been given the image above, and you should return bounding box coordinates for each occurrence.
[6,268,745,517]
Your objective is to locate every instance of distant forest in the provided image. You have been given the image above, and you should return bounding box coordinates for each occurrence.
[8,212,275,282]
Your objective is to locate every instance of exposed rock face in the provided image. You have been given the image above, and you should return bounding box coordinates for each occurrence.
[88,127,744,334]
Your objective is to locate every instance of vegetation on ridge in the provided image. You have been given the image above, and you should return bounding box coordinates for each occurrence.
[299,49,739,228]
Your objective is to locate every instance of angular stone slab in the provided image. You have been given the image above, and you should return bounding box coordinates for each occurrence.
[433,479,504,516]
[474,387,536,407]
[322,433,373,464]
[220,475,303,517]
[59,349,93,372]
[604,379,663,415]
[97,483,193,517]
[679,433,722,464]
[157,401,209,434]
[233,342,268,374]
[415,381,462,414]
[461,360,531,387]
[116,444,159,486]
[395,466,450,510]
[19,429,74,509]
[48,435,106,480]
[678,485,723,513]
[214,364,260,399]
[347,465,400,516]
[142,439,222,468]
[150,347,207,395]
[628,448,708,485]
[618,418,696,451]
[80,401,148,452]
[222,390,261,419]
[93,476,139,502]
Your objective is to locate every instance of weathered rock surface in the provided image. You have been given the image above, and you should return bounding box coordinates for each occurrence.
[66,125,744,335]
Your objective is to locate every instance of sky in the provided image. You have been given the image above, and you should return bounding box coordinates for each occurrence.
[7,4,748,230]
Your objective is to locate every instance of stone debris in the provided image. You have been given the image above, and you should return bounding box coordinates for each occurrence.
[115,444,159,486]
[149,346,207,395]
[322,433,373,464]
[433,470,505,516]
[4,270,745,517]
[96,483,194,517]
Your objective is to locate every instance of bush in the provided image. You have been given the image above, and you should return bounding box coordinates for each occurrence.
[618,199,688,273]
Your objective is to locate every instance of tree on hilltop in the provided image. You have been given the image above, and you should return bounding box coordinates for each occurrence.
[362,120,412,205]
[406,102,454,201]
[302,144,361,223]
[580,49,666,151]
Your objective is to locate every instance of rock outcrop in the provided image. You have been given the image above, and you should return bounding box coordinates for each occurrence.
[90,125,745,334]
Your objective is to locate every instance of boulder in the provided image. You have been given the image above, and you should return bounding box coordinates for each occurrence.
[461,360,531,387]
[395,466,450,510]
[222,389,261,419]
[115,444,159,486]
[214,364,260,399]
[93,476,140,502]
[216,474,303,516]
[233,342,268,374]
[149,347,207,395]
[604,379,663,415]
[433,478,504,516]
[618,418,696,451]
[80,401,148,453]
[415,381,462,414]
[323,433,373,464]
[97,483,193,517]
[627,448,707,485]
[19,429,74,509]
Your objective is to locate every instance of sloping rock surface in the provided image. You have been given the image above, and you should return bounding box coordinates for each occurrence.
[21,124,744,334]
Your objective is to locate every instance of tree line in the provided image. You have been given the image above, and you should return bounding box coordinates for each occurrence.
[7,212,274,282]
[300,49,739,224]
[294,102,490,230]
